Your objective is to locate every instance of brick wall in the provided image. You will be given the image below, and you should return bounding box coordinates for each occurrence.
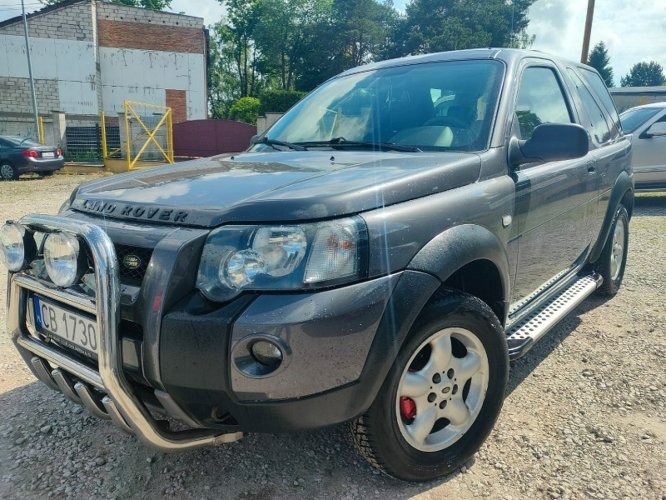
[97,19,204,53]
[96,1,204,54]
[166,89,187,123]
[0,77,60,114]
[96,2,202,28]
[0,1,94,42]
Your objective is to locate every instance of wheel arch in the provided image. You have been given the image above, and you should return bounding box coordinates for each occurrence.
[352,225,511,418]
[589,171,634,264]
[407,224,511,324]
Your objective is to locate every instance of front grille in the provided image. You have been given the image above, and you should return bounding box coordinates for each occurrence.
[114,244,153,284]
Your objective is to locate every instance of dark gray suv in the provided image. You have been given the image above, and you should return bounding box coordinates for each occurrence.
[1,49,633,482]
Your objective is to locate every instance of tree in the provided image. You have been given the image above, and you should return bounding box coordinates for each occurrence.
[252,0,330,91]
[41,0,172,9]
[219,0,264,98]
[295,0,399,90]
[208,25,243,118]
[587,42,613,87]
[388,0,535,57]
[620,61,666,87]
[229,97,261,124]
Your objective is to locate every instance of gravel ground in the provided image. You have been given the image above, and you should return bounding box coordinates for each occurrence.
[0,174,664,499]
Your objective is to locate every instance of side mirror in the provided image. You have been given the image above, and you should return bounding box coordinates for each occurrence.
[249,134,261,145]
[510,123,589,167]
[643,121,666,138]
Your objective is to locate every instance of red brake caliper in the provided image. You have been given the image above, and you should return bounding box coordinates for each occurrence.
[400,396,417,421]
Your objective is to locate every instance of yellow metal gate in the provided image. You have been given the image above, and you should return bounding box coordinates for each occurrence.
[101,100,174,171]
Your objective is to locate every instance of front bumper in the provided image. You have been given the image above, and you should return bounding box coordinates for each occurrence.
[8,214,242,451]
[7,214,441,448]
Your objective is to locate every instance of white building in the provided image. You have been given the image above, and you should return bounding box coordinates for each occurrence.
[0,0,207,144]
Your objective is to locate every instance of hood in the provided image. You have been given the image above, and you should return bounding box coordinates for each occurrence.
[71,150,481,227]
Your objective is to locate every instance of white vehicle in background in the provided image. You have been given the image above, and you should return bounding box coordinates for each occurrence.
[619,102,666,191]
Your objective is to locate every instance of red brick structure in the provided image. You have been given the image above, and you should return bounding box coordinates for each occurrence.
[166,90,187,124]
[97,19,205,54]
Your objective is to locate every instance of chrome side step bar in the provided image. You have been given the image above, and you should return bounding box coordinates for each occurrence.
[506,273,602,360]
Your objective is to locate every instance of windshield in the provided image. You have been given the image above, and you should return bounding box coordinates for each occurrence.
[259,60,504,152]
[619,107,661,133]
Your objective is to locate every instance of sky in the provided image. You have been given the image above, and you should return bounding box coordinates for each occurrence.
[1,0,665,87]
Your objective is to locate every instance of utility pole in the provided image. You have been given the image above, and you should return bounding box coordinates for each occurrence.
[21,0,40,140]
[580,0,595,63]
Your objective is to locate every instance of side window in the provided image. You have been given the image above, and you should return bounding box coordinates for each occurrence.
[567,69,611,145]
[514,67,572,140]
[580,68,622,137]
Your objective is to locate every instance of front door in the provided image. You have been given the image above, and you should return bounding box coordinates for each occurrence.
[633,111,666,187]
[510,64,598,305]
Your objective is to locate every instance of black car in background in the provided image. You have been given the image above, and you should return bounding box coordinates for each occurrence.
[0,136,64,180]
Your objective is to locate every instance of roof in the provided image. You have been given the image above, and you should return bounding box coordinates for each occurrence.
[337,48,585,78]
[609,86,666,95]
[623,101,666,110]
[0,0,86,28]
[0,0,203,29]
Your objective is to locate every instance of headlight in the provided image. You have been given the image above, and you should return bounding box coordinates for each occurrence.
[197,218,366,302]
[0,222,35,272]
[44,232,82,287]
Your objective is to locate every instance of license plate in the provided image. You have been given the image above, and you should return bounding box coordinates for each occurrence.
[33,296,98,356]
[42,151,55,158]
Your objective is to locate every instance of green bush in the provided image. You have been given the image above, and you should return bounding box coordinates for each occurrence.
[259,90,307,114]
[229,97,261,125]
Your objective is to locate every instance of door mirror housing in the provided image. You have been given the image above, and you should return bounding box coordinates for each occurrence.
[249,134,261,145]
[510,123,589,167]
[643,121,666,138]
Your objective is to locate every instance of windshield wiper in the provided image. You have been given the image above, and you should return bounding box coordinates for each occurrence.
[296,137,421,152]
[252,136,307,151]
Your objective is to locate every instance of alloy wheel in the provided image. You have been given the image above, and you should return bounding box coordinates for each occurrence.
[395,327,489,452]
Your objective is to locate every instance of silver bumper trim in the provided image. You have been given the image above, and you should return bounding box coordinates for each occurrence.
[20,336,104,389]
[75,382,111,420]
[8,214,241,451]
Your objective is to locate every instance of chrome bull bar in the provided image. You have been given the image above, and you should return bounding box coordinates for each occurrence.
[7,214,242,451]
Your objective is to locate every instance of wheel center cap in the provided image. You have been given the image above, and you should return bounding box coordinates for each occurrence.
[441,386,451,394]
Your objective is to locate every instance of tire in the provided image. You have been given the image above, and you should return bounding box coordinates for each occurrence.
[351,291,509,482]
[594,205,629,297]
[0,162,18,181]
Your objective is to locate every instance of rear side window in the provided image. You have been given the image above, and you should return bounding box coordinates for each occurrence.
[567,69,611,145]
[579,68,622,136]
[514,67,572,140]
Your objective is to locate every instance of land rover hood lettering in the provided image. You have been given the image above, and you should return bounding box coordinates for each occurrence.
[70,151,481,227]
[78,199,189,223]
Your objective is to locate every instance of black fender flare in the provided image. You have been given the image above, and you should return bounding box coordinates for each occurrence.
[588,171,634,264]
[354,226,511,414]
[407,223,511,310]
